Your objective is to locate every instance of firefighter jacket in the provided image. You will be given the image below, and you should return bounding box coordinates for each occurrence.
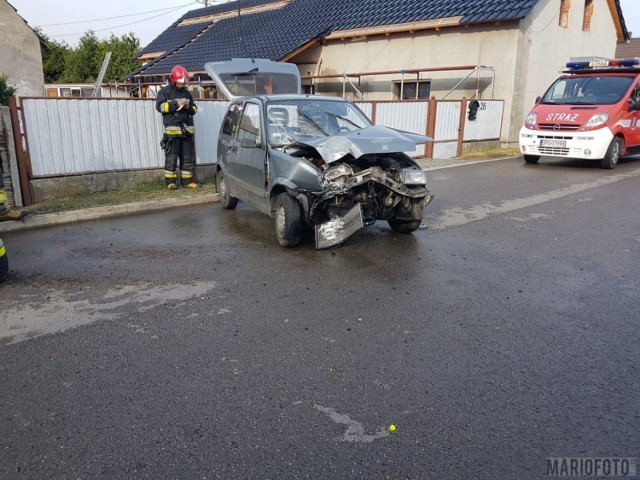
[156,84,198,137]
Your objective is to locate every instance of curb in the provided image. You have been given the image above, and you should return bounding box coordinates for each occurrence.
[417,155,519,171]
[0,193,219,233]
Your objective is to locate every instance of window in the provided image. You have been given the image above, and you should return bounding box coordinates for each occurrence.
[394,81,431,100]
[582,0,593,31]
[221,103,242,137]
[559,0,571,28]
[237,103,261,144]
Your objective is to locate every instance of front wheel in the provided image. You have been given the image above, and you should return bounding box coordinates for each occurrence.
[600,137,622,170]
[388,219,421,234]
[523,155,540,164]
[274,193,302,247]
[216,170,238,209]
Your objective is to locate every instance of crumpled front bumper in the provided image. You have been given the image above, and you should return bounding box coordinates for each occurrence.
[318,165,429,201]
[315,203,365,249]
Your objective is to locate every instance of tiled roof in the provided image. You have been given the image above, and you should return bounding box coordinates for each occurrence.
[616,38,640,59]
[138,20,212,56]
[133,0,580,77]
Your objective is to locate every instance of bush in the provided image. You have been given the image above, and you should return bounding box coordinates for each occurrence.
[0,74,17,106]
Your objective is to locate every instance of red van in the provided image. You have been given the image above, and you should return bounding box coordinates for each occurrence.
[519,58,640,169]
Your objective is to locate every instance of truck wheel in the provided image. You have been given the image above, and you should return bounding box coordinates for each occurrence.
[274,193,302,247]
[523,155,540,164]
[600,137,622,170]
[217,170,238,209]
[388,219,421,234]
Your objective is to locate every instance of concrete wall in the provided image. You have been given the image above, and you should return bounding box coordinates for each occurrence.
[0,1,45,97]
[30,165,217,203]
[302,24,516,102]
[0,106,22,207]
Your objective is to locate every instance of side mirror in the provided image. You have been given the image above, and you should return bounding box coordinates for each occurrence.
[535,96,542,104]
[240,137,261,149]
[628,97,639,111]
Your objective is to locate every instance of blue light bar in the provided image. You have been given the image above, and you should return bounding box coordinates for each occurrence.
[566,62,589,69]
[619,58,640,67]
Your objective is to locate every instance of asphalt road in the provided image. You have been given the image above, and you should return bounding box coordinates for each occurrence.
[1,156,639,480]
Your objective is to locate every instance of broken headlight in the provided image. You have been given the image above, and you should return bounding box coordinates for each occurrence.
[399,168,427,185]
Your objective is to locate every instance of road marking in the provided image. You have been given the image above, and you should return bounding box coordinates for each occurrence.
[0,281,217,344]
[425,168,640,230]
[314,404,390,443]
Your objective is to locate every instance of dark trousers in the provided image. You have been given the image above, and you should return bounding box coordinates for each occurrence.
[163,136,196,185]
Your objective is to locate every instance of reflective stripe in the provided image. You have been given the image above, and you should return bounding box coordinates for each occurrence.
[185,126,195,135]
[180,171,193,179]
[192,105,198,113]
[164,171,177,179]
[162,102,171,113]
[0,191,7,204]
[164,126,183,136]
[0,245,5,257]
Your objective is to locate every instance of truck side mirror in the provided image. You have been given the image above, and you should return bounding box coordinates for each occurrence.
[628,97,639,111]
[535,96,542,104]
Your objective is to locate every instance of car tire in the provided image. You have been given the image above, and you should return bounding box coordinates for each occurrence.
[600,137,622,170]
[274,193,302,247]
[217,170,238,209]
[388,219,421,234]
[523,155,540,164]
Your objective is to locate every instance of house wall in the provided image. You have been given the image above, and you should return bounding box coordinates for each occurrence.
[293,0,621,144]
[0,1,45,97]
[513,0,620,143]
[295,24,521,143]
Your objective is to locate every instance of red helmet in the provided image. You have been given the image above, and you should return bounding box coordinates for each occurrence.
[170,65,189,86]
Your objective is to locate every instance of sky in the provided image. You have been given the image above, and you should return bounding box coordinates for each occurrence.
[8,0,640,49]
[8,0,229,48]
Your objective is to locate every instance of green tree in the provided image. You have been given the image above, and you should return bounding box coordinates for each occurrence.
[100,33,141,82]
[0,74,17,106]
[63,31,101,83]
[35,29,71,83]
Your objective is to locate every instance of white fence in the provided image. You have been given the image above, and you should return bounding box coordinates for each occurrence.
[20,97,503,177]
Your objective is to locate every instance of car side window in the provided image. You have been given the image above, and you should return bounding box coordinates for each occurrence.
[237,103,261,144]
[222,103,242,137]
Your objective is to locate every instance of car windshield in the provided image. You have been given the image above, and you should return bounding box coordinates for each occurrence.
[266,99,372,147]
[541,75,634,105]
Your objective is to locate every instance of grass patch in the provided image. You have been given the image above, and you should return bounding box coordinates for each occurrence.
[460,147,521,160]
[27,179,217,215]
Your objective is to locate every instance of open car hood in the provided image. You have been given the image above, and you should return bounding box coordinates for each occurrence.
[293,125,432,163]
[204,58,301,99]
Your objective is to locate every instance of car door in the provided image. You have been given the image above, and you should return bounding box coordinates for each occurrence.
[625,79,640,152]
[233,101,269,212]
[218,102,243,190]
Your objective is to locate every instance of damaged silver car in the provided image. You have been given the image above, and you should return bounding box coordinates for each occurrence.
[206,58,434,249]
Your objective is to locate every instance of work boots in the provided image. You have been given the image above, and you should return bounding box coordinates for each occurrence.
[0,190,27,222]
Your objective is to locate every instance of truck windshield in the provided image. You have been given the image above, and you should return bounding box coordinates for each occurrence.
[541,75,634,105]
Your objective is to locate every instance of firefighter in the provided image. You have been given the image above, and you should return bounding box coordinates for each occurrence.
[156,65,198,189]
